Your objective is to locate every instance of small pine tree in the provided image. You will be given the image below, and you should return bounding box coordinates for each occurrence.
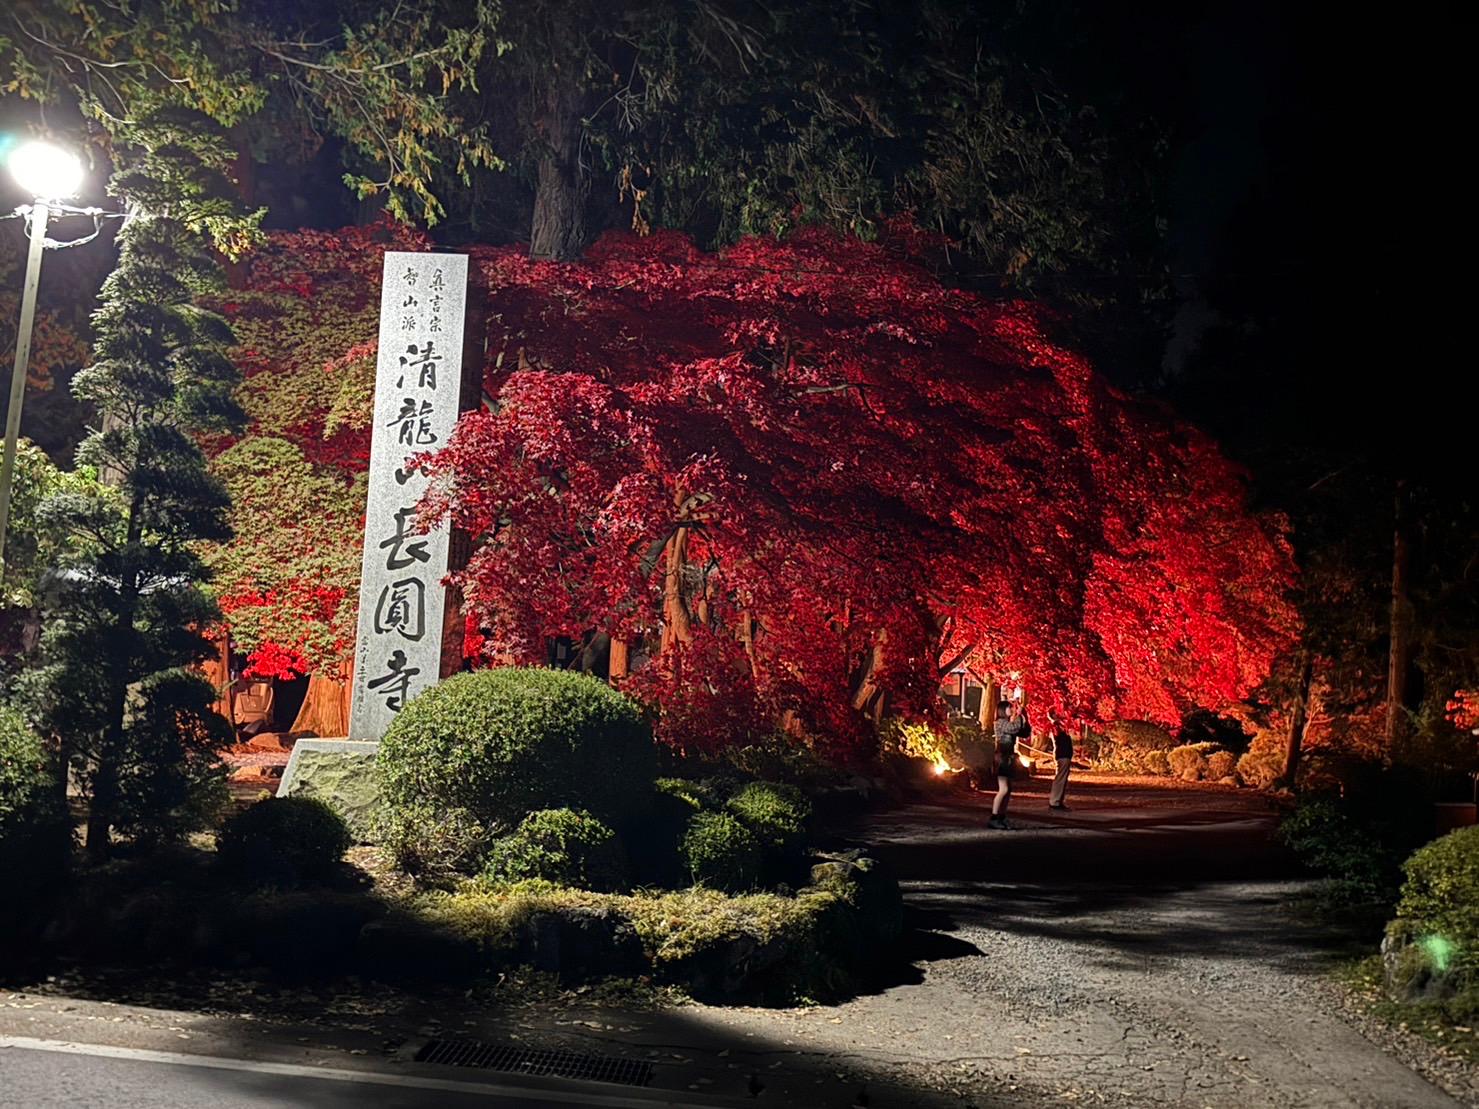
[18,107,260,858]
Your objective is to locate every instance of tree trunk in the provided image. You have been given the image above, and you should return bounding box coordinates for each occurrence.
[609,637,630,680]
[87,678,125,861]
[850,632,889,721]
[1385,481,1412,750]
[289,665,352,737]
[528,78,589,261]
[660,507,692,655]
[1275,651,1314,790]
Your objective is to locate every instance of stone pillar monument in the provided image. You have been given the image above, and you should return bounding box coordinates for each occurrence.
[278,251,469,835]
[348,251,468,738]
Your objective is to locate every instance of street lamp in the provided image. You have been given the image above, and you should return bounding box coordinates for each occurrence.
[0,139,85,570]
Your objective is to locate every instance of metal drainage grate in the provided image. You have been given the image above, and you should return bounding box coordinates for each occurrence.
[414,1038,655,1088]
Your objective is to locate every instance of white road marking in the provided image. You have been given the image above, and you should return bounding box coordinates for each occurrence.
[0,1035,717,1108]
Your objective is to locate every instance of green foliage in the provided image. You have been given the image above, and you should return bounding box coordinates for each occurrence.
[681,811,764,892]
[1392,826,1479,980]
[0,704,69,889]
[15,109,251,858]
[483,809,627,891]
[716,734,846,791]
[621,778,713,888]
[1,442,94,612]
[205,438,364,671]
[112,670,233,847]
[1280,794,1401,913]
[375,803,490,885]
[726,781,810,859]
[217,796,352,884]
[654,776,723,812]
[378,668,656,874]
[2,0,496,229]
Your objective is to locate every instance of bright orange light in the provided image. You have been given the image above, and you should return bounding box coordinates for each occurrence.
[932,759,949,776]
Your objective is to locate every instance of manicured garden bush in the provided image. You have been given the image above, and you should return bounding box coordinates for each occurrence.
[681,811,764,891]
[719,733,846,791]
[1205,750,1238,781]
[727,781,811,859]
[1143,749,1171,776]
[1279,793,1398,912]
[0,706,69,898]
[217,796,351,883]
[1167,744,1207,781]
[1383,825,1479,1005]
[1109,720,1177,752]
[1235,745,1283,788]
[1168,741,1224,781]
[377,668,656,874]
[484,809,627,891]
[655,776,724,811]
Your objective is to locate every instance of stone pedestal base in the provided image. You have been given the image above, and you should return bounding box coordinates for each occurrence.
[277,738,382,842]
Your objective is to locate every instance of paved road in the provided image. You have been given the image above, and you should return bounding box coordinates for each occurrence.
[0,1038,718,1109]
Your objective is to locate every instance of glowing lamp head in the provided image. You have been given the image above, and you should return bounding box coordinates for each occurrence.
[8,140,84,201]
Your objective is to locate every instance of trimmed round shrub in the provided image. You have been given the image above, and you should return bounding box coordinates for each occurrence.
[378,668,656,872]
[1235,746,1284,788]
[681,811,764,892]
[0,706,69,899]
[1383,827,1479,1010]
[727,781,811,858]
[624,779,713,888]
[483,808,627,891]
[1168,742,1221,781]
[217,796,351,883]
[1206,750,1238,781]
[1392,826,1479,975]
[1108,720,1176,752]
[1143,749,1171,776]
[1279,794,1396,908]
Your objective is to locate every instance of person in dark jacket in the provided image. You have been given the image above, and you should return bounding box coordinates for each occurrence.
[1047,712,1074,810]
[989,699,1030,829]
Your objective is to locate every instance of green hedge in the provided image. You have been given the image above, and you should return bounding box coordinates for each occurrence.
[377,668,656,874]
[484,809,627,891]
[217,796,351,884]
[681,811,764,892]
[727,781,811,859]
[1392,826,1479,981]
[0,706,68,898]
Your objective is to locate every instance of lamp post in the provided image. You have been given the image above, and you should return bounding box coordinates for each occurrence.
[0,139,85,570]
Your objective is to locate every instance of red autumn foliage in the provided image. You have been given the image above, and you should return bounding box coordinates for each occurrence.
[1448,690,1479,733]
[211,220,1297,753]
[410,226,1300,753]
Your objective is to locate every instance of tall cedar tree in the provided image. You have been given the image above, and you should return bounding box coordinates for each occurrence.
[19,108,253,859]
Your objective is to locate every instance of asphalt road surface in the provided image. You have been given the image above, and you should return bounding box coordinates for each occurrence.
[0,1038,717,1109]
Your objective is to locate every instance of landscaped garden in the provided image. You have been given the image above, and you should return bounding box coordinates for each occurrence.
[1,668,901,1006]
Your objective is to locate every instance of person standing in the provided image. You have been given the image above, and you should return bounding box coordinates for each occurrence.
[989,699,1030,829]
[1048,713,1074,810]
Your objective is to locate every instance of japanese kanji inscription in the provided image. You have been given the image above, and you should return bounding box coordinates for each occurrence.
[348,251,468,739]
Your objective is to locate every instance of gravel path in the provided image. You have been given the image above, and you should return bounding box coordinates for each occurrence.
[682,777,1475,1107]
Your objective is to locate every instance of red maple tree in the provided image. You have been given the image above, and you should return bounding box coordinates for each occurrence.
[208,221,1296,751]
[411,225,1300,753]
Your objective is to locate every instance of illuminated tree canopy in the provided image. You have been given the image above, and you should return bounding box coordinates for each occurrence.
[208,222,1296,751]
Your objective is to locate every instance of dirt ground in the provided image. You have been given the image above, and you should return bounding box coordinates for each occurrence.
[7,774,1476,1108]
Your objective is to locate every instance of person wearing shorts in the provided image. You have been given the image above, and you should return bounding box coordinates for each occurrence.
[989,699,1030,829]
